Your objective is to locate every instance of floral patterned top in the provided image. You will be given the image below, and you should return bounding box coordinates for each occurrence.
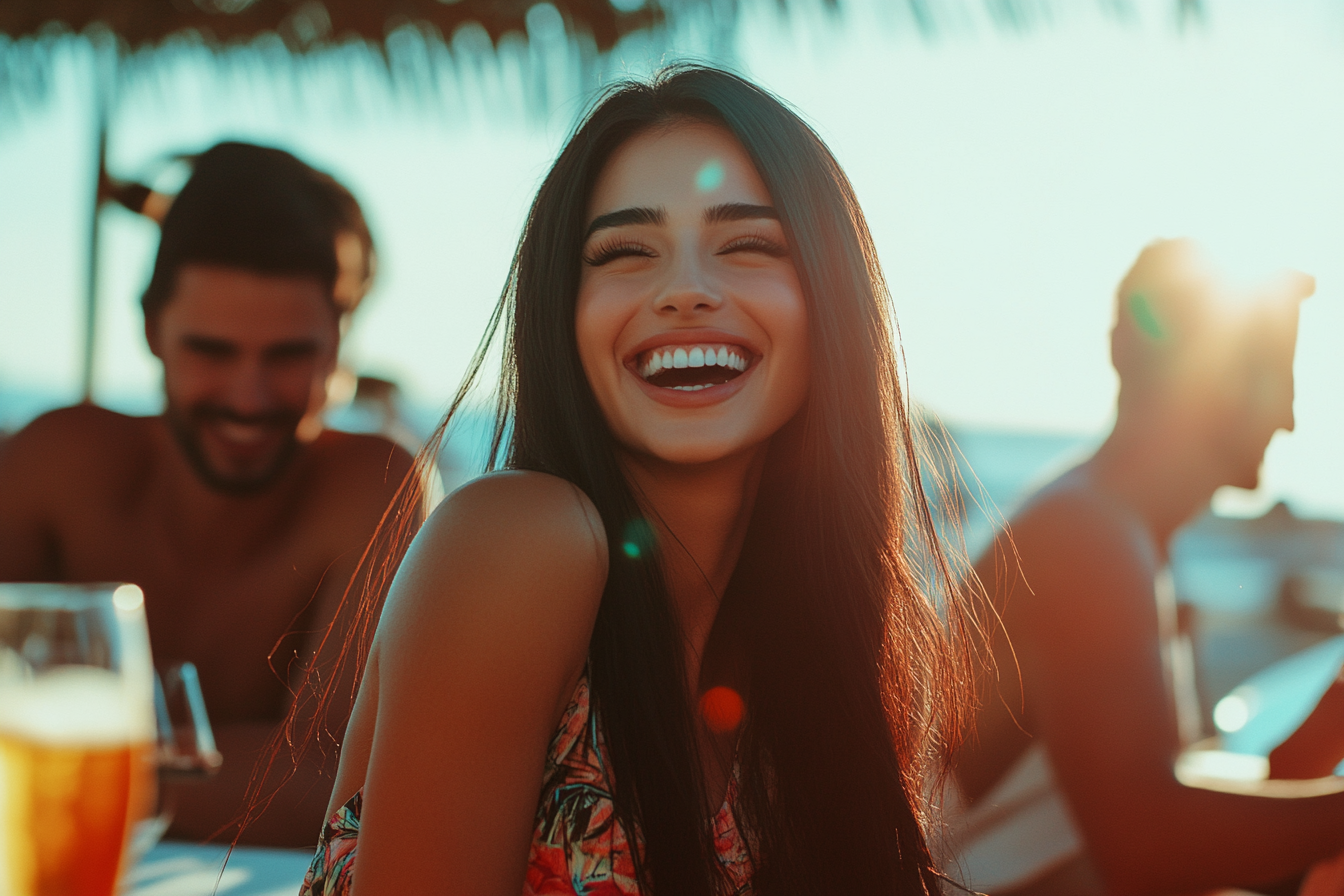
[300,676,755,895]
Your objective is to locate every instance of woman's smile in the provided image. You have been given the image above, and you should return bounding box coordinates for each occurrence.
[576,122,810,464]
[635,343,752,387]
[623,328,761,407]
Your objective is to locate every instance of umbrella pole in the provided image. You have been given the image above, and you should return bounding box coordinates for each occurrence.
[80,103,106,405]
[80,106,106,405]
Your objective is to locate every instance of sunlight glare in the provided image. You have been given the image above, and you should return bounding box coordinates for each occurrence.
[695,159,725,193]
[1213,690,1254,733]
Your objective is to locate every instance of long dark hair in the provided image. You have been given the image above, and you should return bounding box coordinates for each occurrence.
[277,65,978,895]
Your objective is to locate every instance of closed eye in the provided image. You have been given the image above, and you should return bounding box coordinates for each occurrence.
[583,239,657,267]
[717,234,790,258]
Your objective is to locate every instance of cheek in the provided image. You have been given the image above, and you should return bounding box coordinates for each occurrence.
[766,288,811,416]
[574,285,629,393]
[273,363,326,402]
[163,355,220,400]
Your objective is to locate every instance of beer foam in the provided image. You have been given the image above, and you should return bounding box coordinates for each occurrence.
[0,666,154,746]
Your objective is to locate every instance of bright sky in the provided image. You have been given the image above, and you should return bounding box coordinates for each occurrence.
[2,1,1343,515]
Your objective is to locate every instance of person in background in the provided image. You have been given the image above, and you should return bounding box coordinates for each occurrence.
[0,142,418,847]
[952,238,1344,895]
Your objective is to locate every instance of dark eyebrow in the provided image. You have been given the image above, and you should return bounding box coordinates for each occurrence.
[264,339,320,361]
[704,203,778,224]
[181,335,237,356]
[585,206,665,238]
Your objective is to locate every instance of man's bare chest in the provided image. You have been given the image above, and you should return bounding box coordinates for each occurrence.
[51,501,344,720]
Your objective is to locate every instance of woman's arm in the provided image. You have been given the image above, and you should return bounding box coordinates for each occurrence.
[349,471,608,896]
[1004,493,1344,896]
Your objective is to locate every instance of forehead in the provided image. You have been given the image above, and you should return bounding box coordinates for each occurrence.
[588,121,773,219]
[1240,304,1300,371]
[162,265,334,339]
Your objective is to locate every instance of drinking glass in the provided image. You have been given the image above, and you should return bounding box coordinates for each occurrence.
[125,660,224,860]
[0,583,158,896]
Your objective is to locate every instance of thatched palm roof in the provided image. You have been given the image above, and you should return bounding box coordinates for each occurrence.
[0,0,1205,401]
[0,0,662,54]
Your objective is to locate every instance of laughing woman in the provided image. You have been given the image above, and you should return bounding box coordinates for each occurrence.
[301,66,977,896]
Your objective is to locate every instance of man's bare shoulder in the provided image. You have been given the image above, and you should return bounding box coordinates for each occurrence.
[7,404,148,447]
[978,468,1158,614]
[306,430,416,502]
[310,429,414,472]
[1013,470,1149,559]
[0,406,153,485]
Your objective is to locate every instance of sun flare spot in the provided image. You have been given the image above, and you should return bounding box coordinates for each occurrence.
[699,686,744,733]
[695,159,725,193]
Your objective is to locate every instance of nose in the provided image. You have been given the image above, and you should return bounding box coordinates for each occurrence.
[654,252,723,316]
[1280,377,1296,434]
[223,356,274,415]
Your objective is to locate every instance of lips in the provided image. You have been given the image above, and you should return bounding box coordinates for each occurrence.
[189,405,301,469]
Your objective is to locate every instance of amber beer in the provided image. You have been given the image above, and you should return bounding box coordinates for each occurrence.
[0,585,158,896]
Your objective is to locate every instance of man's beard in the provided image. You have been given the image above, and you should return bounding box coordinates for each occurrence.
[166,401,303,496]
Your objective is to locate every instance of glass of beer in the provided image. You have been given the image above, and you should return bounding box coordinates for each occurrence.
[0,583,158,896]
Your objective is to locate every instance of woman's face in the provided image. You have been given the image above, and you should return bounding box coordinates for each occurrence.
[576,121,809,466]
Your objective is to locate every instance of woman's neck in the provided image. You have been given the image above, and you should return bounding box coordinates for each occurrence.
[619,446,766,679]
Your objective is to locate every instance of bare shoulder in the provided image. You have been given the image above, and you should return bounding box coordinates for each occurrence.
[4,404,145,453]
[303,431,417,533]
[979,471,1157,621]
[437,470,607,554]
[0,405,150,489]
[348,473,610,887]
[410,470,609,601]
[378,470,609,678]
[1015,474,1149,563]
[309,430,415,490]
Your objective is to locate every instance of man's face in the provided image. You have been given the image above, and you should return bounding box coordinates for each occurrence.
[149,265,338,494]
[1211,306,1300,491]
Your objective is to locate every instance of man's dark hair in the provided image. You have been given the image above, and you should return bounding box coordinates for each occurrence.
[141,141,374,321]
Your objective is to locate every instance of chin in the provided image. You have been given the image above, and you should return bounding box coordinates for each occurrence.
[185,437,297,495]
[629,431,762,467]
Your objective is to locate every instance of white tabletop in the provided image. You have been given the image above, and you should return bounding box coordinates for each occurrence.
[126,841,312,896]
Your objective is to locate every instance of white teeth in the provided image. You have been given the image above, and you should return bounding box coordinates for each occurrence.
[638,343,753,379]
[672,384,710,391]
[217,421,268,445]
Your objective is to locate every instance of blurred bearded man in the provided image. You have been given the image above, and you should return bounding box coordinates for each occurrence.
[0,143,419,846]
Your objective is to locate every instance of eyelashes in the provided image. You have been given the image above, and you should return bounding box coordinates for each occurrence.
[583,239,654,267]
[717,234,790,258]
[582,232,790,267]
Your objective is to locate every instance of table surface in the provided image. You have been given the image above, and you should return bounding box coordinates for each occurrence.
[126,841,313,896]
